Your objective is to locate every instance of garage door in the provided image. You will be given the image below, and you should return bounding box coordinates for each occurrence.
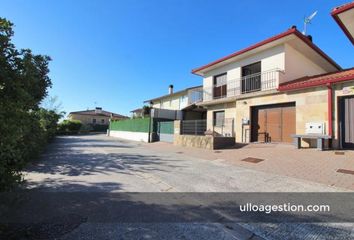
[251,103,295,143]
[341,97,354,148]
[156,120,174,143]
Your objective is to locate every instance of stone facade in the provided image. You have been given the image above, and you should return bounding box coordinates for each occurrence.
[234,87,328,146]
[202,80,354,148]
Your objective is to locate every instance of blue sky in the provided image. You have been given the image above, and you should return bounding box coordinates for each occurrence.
[1,0,353,116]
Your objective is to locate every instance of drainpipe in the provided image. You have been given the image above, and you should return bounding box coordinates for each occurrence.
[327,83,333,140]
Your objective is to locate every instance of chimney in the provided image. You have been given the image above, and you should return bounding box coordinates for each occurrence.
[306,35,313,42]
[95,107,102,114]
[168,84,174,94]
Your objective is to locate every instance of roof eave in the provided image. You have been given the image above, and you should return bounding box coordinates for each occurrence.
[191,28,341,76]
[278,75,354,92]
[331,3,354,45]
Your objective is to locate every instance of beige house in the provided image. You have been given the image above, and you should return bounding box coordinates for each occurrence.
[68,107,128,126]
[130,108,145,118]
[145,84,206,120]
[191,21,354,149]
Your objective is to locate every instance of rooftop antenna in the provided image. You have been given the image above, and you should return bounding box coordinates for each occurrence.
[302,10,318,35]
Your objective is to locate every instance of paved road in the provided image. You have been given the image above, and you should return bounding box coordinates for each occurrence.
[10,134,353,239]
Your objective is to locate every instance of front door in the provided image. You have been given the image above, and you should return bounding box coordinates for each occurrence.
[341,96,354,148]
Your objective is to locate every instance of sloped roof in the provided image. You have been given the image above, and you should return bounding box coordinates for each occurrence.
[144,85,202,103]
[130,108,143,113]
[192,27,341,76]
[278,68,354,91]
[331,1,354,44]
[332,1,354,15]
[69,109,128,118]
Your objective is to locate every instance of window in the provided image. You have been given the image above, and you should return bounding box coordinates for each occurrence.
[213,73,227,99]
[101,119,105,124]
[213,111,225,127]
[92,118,96,124]
[241,62,261,93]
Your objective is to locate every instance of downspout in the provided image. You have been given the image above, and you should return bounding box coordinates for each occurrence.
[327,83,333,140]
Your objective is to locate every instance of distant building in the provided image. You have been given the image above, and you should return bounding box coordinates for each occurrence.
[68,107,128,127]
[144,85,206,120]
[130,108,144,118]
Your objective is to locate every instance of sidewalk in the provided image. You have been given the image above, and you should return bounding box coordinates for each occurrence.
[147,142,354,190]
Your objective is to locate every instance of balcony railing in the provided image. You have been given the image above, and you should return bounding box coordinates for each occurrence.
[203,69,283,102]
[188,87,203,105]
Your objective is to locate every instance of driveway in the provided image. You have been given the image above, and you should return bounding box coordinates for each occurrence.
[4,134,352,239]
[24,134,349,192]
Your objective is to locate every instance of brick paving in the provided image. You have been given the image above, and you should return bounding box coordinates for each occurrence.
[147,142,354,190]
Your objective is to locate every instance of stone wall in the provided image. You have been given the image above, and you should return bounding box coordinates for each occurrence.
[174,135,214,150]
[174,134,235,150]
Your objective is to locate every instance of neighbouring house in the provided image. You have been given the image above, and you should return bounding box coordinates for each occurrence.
[190,16,353,149]
[331,1,354,45]
[144,84,206,120]
[69,107,128,131]
[130,108,144,118]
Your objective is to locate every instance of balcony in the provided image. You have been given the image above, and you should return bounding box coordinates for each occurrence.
[203,69,283,102]
[188,87,203,105]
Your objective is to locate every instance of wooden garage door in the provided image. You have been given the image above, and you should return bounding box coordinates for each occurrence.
[251,103,295,143]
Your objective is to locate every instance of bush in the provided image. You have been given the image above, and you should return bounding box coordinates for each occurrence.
[79,124,93,133]
[57,120,82,135]
[0,18,59,191]
[91,124,108,132]
[38,109,62,141]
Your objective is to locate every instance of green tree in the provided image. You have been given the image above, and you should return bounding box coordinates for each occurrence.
[0,18,53,190]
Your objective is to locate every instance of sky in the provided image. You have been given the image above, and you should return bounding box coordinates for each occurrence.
[1,0,353,116]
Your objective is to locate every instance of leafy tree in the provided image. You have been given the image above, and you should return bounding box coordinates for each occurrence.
[0,18,53,190]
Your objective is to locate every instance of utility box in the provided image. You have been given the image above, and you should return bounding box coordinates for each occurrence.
[305,122,325,135]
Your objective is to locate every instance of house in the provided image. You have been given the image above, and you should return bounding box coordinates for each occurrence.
[69,107,128,130]
[331,1,354,45]
[191,21,353,149]
[144,84,206,120]
[130,108,144,118]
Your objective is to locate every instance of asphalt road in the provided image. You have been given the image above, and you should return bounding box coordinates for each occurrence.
[4,134,352,240]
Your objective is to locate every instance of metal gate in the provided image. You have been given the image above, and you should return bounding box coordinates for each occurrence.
[155,120,174,143]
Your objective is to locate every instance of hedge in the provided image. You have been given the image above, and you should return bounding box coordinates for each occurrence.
[110,118,150,133]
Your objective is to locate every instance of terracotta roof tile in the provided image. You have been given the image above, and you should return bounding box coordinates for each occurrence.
[278,68,354,91]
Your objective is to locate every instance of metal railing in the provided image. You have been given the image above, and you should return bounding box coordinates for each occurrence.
[181,119,207,135]
[203,69,283,101]
[188,87,203,105]
[180,118,235,137]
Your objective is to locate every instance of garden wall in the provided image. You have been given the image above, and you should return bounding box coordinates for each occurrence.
[108,118,151,142]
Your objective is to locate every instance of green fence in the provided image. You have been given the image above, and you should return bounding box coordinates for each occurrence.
[110,118,150,133]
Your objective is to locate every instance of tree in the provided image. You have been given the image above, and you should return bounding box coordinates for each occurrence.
[0,18,53,190]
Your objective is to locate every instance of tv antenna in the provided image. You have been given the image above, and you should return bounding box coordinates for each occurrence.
[302,11,318,35]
